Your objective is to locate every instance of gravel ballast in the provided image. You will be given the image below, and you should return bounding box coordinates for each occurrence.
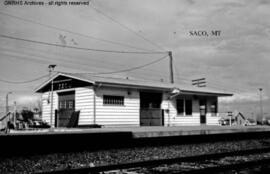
[1,138,270,174]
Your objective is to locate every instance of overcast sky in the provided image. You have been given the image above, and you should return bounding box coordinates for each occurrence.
[0,0,269,117]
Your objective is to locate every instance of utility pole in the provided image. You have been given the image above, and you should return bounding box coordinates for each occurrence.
[48,65,56,128]
[14,101,16,129]
[49,64,56,77]
[168,51,174,84]
[259,88,264,123]
[6,92,12,115]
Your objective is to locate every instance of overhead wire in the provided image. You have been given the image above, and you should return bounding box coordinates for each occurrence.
[171,58,255,93]
[173,60,257,93]
[0,34,167,54]
[0,74,49,84]
[172,58,192,83]
[0,44,238,90]
[82,54,169,75]
[0,45,170,78]
[0,11,156,52]
[90,4,167,51]
[0,46,169,79]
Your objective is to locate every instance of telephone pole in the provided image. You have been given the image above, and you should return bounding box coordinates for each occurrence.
[259,88,264,122]
[14,101,17,127]
[168,51,174,84]
[6,92,12,115]
[48,65,56,128]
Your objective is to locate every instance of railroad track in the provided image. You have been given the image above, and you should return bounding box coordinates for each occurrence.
[35,147,270,174]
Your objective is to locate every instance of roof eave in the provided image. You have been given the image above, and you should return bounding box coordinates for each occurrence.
[95,82,172,91]
[34,73,95,93]
[180,90,233,97]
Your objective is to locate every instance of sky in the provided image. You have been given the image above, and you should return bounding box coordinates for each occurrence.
[0,0,269,118]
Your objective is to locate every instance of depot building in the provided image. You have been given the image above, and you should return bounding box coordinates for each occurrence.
[35,72,233,127]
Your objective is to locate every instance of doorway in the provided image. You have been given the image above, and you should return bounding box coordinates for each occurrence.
[57,91,75,127]
[140,92,163,126]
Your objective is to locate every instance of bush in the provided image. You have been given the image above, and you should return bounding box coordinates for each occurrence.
[21,110,34,122]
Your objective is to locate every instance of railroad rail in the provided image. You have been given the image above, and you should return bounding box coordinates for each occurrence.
[35,147,270,174]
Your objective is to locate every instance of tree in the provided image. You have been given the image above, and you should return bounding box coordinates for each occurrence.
[21,109,34,122]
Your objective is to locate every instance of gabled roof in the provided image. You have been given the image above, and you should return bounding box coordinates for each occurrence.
[35,72,233,96]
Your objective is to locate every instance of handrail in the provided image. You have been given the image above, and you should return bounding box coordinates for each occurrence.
[0,112,11,122]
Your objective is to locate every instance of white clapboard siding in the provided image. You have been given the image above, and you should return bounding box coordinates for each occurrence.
[170,114,201,126]
[41,91,58,126]
[75,87,94,125]
[95,87,140,126]
[206,115,220,125]
[162,93,201,126]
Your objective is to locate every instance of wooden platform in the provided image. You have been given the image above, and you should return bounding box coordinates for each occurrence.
[1,125,270,157]
[4,125,270,138]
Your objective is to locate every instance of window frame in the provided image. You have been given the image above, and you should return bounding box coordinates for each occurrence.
[103,95,125,106]
[176,98,193,117]
[59,101,66,109]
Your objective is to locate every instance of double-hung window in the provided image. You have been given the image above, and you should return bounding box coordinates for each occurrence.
[185,100,192,115]
[176,99,184,115]
[177,99,192,116]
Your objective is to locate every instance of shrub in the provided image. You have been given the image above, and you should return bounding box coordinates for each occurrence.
[21,110,34,122]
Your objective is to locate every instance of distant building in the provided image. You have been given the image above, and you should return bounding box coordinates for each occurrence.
[35,72,233,127]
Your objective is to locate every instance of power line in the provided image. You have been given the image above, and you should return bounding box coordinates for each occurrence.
[0,34,167,54]
[0,46,170,78]
[90,4,167,51]
[0,74,48,84]
[0,11,155,52]
[83,54,169,75]
[0,46,168,79]
[172,58,255,93]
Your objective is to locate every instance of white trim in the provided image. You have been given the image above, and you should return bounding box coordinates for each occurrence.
[35,73,233,97]
[176,98,193,117]
[35,73,95,92]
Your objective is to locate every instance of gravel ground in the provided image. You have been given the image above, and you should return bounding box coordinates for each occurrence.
[1,138,270,174]
[140,152,270,174]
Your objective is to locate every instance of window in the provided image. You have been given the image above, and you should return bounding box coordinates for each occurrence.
[185,100,192,115]
[211,101,217,116]
[59,100,74,109]
[59,101,66,109]
[176,99,184,115]
[103,95,124,106]
[68,100,74,109]
[177,99,192,116]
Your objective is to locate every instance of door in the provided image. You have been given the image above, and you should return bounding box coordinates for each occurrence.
[140,92,163,126]
[57,91,75,127]
[140,108,163,126]
[199,100,207,124]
